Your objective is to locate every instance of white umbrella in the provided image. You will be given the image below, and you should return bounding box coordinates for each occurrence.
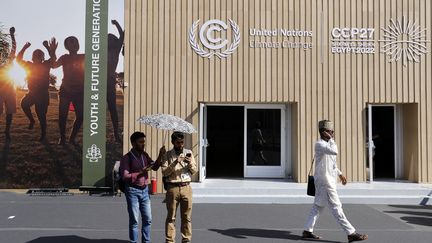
[137,113,197,134]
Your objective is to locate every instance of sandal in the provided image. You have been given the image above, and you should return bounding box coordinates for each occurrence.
[348,232,368,242]
[302,230,322,240]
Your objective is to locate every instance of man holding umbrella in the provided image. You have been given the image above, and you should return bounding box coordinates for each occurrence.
[161,131,197,243]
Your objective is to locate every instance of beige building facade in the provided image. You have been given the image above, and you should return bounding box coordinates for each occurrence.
[124,0,432,192]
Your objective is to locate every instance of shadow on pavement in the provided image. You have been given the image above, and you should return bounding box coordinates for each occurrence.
[26,235,129,243]
[385,205,432,227]
[399,216,432,227]
[385,211,432,218]
[387,205,432,210]
[209,228,340,242]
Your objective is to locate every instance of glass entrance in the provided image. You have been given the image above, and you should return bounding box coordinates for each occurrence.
[244,105,285,178]
[367,105,400,181]
[206,106,244,178]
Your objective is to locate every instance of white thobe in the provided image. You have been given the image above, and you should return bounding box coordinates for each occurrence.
[304,138,356,235]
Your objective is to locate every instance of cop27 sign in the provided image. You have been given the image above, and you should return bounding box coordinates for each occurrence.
[330,27,376,54]
[331,17,429,67]
[189,19,241,58]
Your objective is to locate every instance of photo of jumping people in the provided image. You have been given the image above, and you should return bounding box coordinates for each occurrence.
[0,0,124,188]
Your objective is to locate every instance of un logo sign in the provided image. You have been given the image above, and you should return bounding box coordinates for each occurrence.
[189,19,241,58]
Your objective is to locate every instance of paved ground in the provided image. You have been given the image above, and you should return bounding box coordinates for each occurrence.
[1,191,431,243]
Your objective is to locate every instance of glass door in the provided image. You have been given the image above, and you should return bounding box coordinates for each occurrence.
[244,105,285,178]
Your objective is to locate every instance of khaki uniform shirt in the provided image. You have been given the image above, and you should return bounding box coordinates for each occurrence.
[161,148,198,183]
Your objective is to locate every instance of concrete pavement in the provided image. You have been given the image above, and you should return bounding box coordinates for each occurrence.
[0,191,431,243]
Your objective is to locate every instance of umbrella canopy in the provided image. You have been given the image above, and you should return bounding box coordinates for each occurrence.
[137,114,197,134]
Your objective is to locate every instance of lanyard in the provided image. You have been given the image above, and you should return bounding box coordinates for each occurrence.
[130,150,145,167]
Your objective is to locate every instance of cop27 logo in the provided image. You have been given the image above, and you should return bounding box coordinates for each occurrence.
[331,16,429,67]
[189,19,241,58]
[379,17,429,67]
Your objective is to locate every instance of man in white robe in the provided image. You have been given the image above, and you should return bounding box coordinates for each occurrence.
[302,120,368,242]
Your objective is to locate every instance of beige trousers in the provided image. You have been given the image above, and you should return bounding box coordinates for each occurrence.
[165,184,193,243]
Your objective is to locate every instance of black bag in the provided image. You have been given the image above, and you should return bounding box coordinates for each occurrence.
[118,152,132,193]
[162,176,169,191]
[307,175,315,196]
[307,156,316,196]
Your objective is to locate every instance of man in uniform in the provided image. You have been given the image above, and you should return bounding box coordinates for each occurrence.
[161,132,198,243]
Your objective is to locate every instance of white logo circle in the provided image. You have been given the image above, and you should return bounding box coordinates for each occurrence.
[199,19,229,50]
[189,19,241,58]
[379,17,429,66]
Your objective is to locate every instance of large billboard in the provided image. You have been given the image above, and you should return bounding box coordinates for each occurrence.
[0,0,124,188]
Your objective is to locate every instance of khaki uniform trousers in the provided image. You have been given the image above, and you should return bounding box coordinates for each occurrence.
[165,184,193,243]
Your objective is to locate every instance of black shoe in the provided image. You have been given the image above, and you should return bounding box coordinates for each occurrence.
[348,232,368,242]
[302,230,322,240]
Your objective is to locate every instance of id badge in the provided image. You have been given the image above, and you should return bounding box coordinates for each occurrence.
[181,173,191,181]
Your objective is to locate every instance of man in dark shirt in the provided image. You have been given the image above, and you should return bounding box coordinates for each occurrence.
[120,131,165,243]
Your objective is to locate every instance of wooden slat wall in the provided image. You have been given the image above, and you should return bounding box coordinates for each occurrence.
[125,0,432,187]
